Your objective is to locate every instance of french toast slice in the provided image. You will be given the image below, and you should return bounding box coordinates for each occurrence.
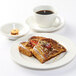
[19,42,33,57]
[31,38,66,63]
[18,36,44,57]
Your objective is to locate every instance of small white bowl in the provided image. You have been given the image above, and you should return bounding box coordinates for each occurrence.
[0,23,29,40]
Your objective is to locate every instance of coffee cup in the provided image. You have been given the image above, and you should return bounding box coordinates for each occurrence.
[33,5,61,28]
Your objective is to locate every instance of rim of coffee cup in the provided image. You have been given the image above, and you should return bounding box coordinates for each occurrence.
[33,5,57,15]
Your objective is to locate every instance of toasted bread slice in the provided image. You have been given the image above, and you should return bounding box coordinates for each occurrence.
[18,36,44,57]
[19,42,33,57]
[31,38,66,63]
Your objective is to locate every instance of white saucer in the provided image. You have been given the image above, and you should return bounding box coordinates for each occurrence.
[26,16,64,32]
[0,23,29,40]
[10,33,76,70]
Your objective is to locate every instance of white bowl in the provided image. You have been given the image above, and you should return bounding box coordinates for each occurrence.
[0,23,29,40]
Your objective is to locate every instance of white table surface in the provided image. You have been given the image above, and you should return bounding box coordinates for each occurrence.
[0,0,76,76]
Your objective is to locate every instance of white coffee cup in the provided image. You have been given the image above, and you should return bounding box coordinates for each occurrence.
[33,5,61,28]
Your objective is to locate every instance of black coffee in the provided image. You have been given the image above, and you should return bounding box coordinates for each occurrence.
[36,10,54,15]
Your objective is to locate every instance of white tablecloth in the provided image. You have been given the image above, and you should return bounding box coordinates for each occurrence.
[0,0,76,76]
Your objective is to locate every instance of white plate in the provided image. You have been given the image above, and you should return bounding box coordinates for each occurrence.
[26,16,64,32]
[10,33,76,70]
[0,23,29,40]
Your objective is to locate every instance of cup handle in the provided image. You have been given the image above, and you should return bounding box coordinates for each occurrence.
[53,16,61,27]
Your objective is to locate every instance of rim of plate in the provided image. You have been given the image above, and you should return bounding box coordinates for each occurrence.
[10,33,76,70]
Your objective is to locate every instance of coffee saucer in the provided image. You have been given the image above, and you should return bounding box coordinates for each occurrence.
[26,16,64,32]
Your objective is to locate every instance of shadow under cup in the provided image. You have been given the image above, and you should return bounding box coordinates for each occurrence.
[33,5,57,28]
